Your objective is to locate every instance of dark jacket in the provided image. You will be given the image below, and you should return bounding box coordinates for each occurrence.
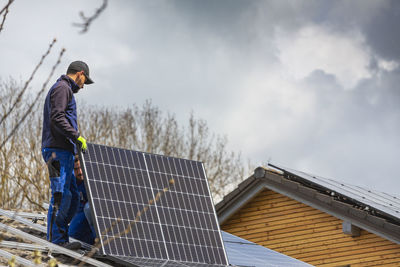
[42,75,80,154]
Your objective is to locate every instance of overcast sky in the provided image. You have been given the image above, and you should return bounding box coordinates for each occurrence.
[1,0,399,197]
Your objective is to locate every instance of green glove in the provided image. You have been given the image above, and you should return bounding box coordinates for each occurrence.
[77,136,87,152]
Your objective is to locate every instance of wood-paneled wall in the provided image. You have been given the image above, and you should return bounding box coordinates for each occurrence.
[221,189,400,266]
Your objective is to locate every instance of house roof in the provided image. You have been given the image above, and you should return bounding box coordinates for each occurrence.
[0,209,312,267]
[216,164,400,245]
[222,231,313,267]
[271,164,400,221]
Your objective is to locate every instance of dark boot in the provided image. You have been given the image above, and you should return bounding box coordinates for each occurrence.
[62,241,82,250]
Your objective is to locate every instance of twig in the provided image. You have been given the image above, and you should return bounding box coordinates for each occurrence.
[1,150,57,209]
[14,177,45,211]
[0,0,14,34]
[0,44,65,150]
[73,0,107,34]
[0,38,56,127]
[76,179,175,266]
[0,0,14,14]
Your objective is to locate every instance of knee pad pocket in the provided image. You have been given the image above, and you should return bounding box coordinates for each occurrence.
[48,160,61,178]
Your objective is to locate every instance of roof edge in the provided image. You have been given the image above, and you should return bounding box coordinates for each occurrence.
[216,166,400,245]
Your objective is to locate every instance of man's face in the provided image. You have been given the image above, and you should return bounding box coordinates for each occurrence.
[74,156,83,181]
[75,71,86,89]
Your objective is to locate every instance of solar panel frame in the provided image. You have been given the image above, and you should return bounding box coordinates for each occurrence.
[109,256,229,267]
[79,143,228,266]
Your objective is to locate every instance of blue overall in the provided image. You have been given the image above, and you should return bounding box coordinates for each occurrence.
[69,181,96,245]
[43,148,79,244]
[42,75,81,244]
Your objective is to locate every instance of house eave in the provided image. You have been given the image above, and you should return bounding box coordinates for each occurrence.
[216,167,400,245]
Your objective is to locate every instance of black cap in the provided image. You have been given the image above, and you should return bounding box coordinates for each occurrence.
[67,61,94,84]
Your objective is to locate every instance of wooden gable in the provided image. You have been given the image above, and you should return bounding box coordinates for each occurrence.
[221,188,400,267]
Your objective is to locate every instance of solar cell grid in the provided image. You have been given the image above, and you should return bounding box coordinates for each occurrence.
[80,143,227,266]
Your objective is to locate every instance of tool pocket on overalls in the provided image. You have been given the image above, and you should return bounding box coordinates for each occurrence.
[48,160,61,178]
[48,159,63,193]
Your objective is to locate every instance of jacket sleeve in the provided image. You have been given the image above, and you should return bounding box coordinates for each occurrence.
[50,83,80,140]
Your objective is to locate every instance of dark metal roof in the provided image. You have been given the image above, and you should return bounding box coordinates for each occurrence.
[222,231,314,267]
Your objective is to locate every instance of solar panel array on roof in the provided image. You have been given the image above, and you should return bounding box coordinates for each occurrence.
[269,164,400,220]
[80,143,228,267]
[222,231,313,267]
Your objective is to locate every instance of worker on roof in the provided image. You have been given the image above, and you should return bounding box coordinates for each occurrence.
[41,60,94,249]
[69,156,96,245]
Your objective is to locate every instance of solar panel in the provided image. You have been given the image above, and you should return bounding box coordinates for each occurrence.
[79,143,228,266]
[269,164,400,220]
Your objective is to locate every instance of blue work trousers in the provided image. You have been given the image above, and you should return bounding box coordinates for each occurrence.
[42,148,79,244]
[69,202,96,245]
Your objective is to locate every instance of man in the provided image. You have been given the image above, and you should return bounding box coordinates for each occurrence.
[69,156,96,245]
[41,60,94,248]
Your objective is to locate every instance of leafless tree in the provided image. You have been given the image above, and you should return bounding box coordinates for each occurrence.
[0,80,49,210]
[78,100,248,200]
[0,91,248,209]
[0,38,65,209]
[0,40,65,150]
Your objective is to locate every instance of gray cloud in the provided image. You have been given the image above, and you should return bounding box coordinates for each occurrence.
[1,0,399,196]
[362,0,400,61]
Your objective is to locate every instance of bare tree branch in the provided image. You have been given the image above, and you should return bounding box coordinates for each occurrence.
[0,38,56,127]
[0,44,65,149]
[0,0,14,34]
[73,0,107,34]
[0,0,13,14]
